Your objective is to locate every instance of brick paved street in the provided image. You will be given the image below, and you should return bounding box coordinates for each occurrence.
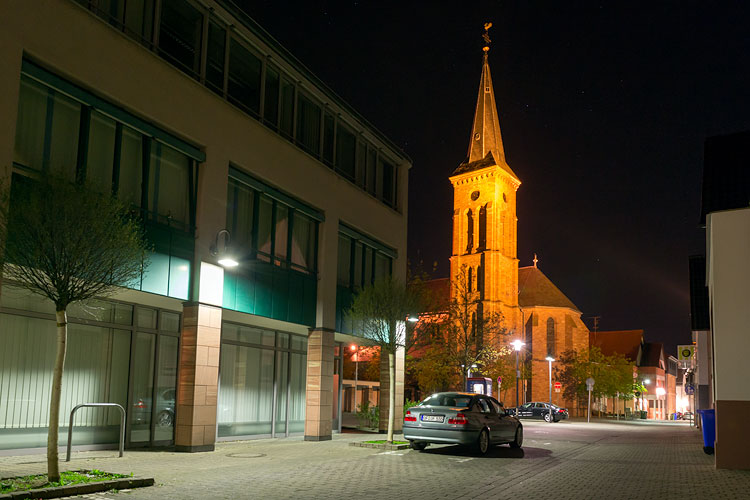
[2,419,749,499]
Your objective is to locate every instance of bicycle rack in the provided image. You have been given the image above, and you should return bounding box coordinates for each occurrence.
[66,403,126,462]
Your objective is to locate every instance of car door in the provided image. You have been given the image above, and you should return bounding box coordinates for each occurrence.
[475,397,495,441]
[534,402,547,419]
[490,398,516,441]
[518,403,533,417]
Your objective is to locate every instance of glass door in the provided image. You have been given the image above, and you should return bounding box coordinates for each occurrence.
[127,331,179,447]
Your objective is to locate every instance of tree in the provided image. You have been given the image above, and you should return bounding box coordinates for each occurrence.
[413,265,509,390]
[347,274,428,443]
[0,174,148,481]
[555,347,635,415]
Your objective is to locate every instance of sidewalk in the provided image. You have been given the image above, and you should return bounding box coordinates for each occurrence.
[2,420,749,499]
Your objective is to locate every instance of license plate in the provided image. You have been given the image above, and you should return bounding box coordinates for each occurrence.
[421,414,444,423]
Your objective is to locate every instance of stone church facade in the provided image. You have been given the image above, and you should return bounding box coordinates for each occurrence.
[449,42,589,413]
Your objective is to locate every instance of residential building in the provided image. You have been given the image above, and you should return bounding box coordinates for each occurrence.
[701,130,750,469]
[0,0,409,453]
[590,329,643,417]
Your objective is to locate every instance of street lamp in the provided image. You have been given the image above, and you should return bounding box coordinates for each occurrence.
[350,344,359,413]
[545,356,555,423]
[511,340,525,413]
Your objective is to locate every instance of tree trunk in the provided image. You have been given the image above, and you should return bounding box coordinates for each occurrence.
[48,310,68,482]
[387,350,396,443]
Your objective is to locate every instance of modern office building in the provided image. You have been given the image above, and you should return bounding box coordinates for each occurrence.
[0,0,410,452]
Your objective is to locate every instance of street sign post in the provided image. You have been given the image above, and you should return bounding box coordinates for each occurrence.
[554,381,562,393]
[586,377,595,423]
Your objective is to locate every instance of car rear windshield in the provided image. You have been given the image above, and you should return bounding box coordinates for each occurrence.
[420,393,472,408]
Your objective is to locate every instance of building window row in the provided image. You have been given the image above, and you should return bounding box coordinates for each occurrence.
[226,169,319,275]
[72,0,400,209]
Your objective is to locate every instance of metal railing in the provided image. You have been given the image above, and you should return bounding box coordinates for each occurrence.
[66,403,126,462]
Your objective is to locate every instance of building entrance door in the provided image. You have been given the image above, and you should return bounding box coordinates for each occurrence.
[127,331,179,447]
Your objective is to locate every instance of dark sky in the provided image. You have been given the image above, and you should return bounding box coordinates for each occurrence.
[235,1,750,355]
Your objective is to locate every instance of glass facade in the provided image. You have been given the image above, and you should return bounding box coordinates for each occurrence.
[335,227,395,334]
[223,172,319,326]
[0,285,180,450]
[12,64,199,301]
[71,0,402,209]
[218,323,307,438]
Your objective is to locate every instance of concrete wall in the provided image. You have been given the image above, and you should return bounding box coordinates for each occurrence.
[707,207,750,469]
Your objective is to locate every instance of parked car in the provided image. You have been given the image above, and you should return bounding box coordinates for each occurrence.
[132,388,176,427]
[510,402,568,422]
[403,392,523,454]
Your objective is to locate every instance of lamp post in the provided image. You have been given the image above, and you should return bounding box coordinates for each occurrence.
[643,378,651,418]
[350,344,359,413]
[545,356,555,423]
[511,340,525,413]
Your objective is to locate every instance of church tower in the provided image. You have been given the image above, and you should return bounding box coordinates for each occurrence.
[449,26,522,333]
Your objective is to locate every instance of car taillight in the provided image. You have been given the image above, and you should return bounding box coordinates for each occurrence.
[404,410,417,422]
[448,413,468,425]
[134,399,146,409]
[558,409,565,413]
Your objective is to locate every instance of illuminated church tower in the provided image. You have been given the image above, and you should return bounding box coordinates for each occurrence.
[449,26,522,332]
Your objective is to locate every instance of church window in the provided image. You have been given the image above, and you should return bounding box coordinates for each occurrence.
[546,318,556,357]
[466,209,474,253]
[565,316,574,352]
[478,205,487,250]
[468,267,473,292]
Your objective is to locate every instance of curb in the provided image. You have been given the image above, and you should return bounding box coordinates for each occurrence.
[349,442,410,451]
[0,476,154,499]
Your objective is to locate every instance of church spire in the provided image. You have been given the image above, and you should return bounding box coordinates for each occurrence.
[464,23,517,180]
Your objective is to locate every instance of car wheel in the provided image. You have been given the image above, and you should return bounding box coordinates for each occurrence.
[510,426,523,449]
[544,413,552,423]
[409,441,427,451]
[157,410,174,427]
[476,429,490,455]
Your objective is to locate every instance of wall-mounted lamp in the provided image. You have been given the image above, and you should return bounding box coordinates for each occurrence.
[210,229,238,268]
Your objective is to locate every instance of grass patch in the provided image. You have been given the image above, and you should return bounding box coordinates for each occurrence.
[363,440,409,445]
[0,469,131,494]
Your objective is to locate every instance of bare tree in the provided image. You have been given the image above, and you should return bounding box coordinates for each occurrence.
[415,265,509,389]
[0,174,148,481]
[347,275,428,443]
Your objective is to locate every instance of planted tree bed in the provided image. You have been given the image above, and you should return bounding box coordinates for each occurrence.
[0,470,154,499]
[349,440,410,450]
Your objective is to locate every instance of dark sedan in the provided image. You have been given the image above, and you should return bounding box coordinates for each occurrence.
[403,392,523,454]
[510,402,568,422]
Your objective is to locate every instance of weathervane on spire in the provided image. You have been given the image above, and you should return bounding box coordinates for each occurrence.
[483,22,492,53]
[533,253,538,268]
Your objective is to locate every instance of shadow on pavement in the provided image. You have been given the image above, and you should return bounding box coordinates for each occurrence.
[417,445,550,459]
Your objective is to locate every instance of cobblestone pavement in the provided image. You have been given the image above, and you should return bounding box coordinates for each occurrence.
[2,419,749,499]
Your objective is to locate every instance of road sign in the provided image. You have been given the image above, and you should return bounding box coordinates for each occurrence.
[685,384,695,395]
[678,345,695,361]
[586,377,595,391]
[554,381,562,393]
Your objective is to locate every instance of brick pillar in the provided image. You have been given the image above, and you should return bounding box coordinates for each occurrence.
[175,302,221,452]
[379,347,405,433]
[305,328,335,441]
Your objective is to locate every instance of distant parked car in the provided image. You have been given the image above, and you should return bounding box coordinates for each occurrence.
[403,392,523,455]
[510,402,568,422]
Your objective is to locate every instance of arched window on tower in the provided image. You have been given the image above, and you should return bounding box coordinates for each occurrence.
[468,266,473,292]
[547,318,556,357]
[466,209,474,253]
[478,205,487,250]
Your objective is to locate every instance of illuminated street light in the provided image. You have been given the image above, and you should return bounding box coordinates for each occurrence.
[546,355,556,423]
[351,344,359,414]
[210,229,239,268]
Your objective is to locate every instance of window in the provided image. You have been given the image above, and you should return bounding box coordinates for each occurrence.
[228,39,262,115]
[13,78,47,171]
[206,20,226,95]
[279,78,295,138]
[86,111,117,193]
[322,113,334,165]
[263,65,280,127]
[147,142,190,225]
[226,173,319,273]
[124,0,155,42]
[379,157,394,206]
[158,0,203,76]
[478,205,487,249]
[466,209,474,253]
[337,235,351,286]
[296,92,321,155]
[355,140,367,187]
[366,148,377,196]
[117,126,144,207]
[336,124,356,180]
[547,318,556,357]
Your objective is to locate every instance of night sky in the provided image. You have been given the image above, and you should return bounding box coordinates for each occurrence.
[235,1,750,355]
